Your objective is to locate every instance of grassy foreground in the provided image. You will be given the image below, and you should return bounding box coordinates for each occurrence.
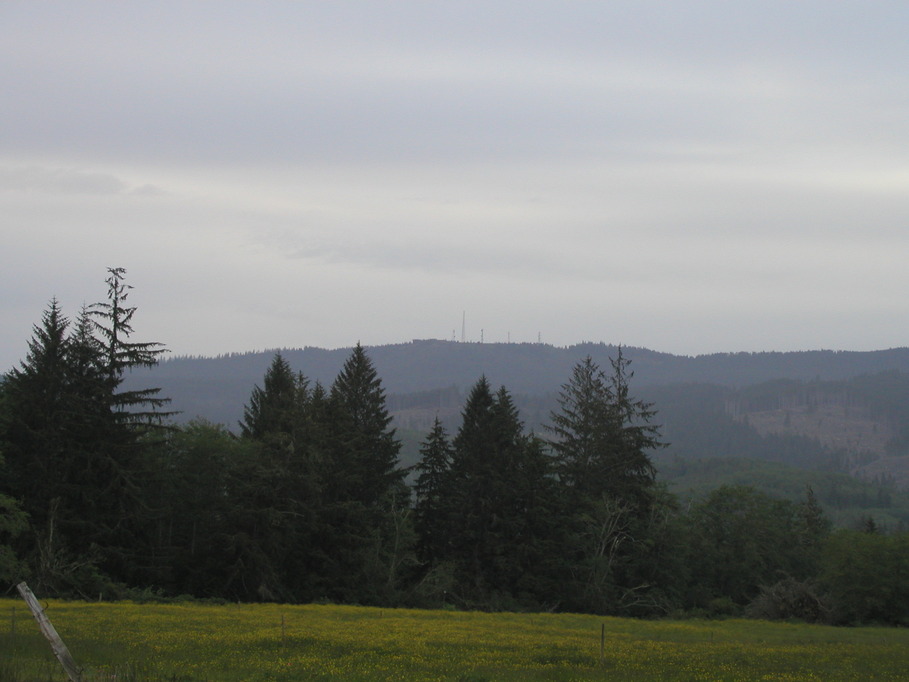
[1,599,908,681]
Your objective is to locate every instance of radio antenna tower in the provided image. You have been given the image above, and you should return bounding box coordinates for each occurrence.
[461,311,466,343]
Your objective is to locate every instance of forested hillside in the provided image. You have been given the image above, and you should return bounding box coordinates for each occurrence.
[5,274,909,624]
[126,341,909,428]
[126,340,909,509]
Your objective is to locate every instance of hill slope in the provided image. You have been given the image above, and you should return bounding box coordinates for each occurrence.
[123,341,909,523]
[126,341,909,428]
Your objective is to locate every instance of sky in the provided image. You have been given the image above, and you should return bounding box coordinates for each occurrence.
[2,2,908,372]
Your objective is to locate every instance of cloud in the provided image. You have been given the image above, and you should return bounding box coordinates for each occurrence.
[2,1,909,370]
[3,2,905,168]
[0,165,128,195]
[0,164,168,198]
[129,183,167,197]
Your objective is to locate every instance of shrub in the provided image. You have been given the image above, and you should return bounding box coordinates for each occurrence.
[746,577,831,623]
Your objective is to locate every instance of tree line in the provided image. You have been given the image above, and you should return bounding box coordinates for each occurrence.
[1,271,907,624]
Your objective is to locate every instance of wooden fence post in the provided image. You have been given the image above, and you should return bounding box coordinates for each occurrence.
[16,581,81,682]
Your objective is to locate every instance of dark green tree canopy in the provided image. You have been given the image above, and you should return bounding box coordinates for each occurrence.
[240,352,309,441]
[440,376,560,604]
[0,269,171,595]
[685,485,814,608]
[7,277,887,620]
[331,343,394,434]
[414,417,454,565]
[328,343,403,508]
[547,351,663,506]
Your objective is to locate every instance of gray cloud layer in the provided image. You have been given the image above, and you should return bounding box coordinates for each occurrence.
[2,2,908,370]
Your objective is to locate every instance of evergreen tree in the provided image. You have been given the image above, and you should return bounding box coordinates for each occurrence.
[81,269,170,587]
[444,377,558,606]
[604,349,663,502]
[0,384,28,584]
[545,352,666,614]
[312,344,408,603]
[1,300,112,594]
[0,270,170,595]
[794,484,832,576]
[547,351,662,507]
[231,353,321,601]
[328,343,403,509]
[240,353,303,441]
[446,375,499,595]
[2,299,72,519]
[413,417,453,566]
[500,428,563,605]
[88,267,170,425]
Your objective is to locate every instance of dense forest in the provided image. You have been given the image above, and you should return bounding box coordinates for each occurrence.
[126,336,909,529]
[3,270,909,625]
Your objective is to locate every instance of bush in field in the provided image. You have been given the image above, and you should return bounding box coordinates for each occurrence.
[746,577,831,623]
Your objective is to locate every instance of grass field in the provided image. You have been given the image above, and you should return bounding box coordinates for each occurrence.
[1,598,908,681]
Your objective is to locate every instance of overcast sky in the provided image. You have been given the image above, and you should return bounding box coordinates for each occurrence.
[2,2,908,372]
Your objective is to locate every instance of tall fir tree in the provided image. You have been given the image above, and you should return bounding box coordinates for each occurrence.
[328,343,403,509]
[83,269,171,587]
[2,299,72,520]
[603,349,662,503]
[88,267,170,425]
[240,353,306,442]
[230,353,320,601]
[0,270,170,595]
[1,300,114,594]
[413,417,453,566]
[444,377,558,606]
[545,351,666,614]
[316,344,409,603]
[446,376,498,599]
[547,351,662,507]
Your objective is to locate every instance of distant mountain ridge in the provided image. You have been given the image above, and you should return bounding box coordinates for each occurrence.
[126,341,909,520]
[126,340,909,427]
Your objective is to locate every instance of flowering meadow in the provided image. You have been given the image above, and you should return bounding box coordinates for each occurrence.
[2,599,908,681]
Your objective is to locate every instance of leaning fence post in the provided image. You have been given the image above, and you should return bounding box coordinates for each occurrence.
[16,581,81,682]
